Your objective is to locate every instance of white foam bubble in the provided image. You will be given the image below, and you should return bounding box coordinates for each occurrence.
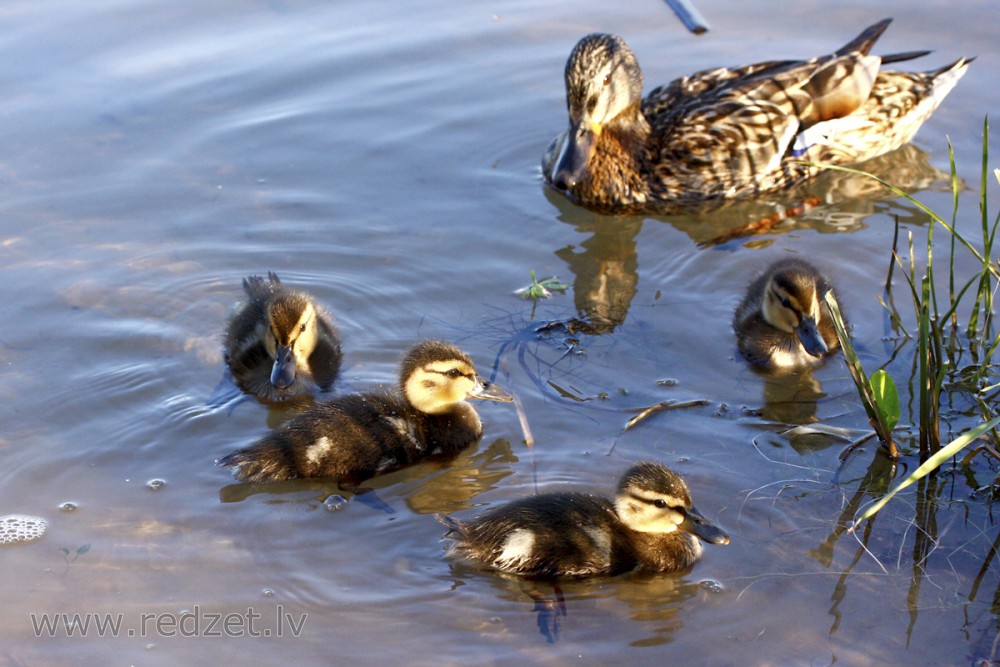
[0,514,48,545]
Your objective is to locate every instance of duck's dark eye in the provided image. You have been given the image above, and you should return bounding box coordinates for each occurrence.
[602,73,612,87]
[446,368,462,379]
[779,296,792,309]
[299,323,306,333]
[653,499,668,509]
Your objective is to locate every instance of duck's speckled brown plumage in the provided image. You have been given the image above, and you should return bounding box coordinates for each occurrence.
[224,272,342,403]
[543,20,971,213]
[733,258,841,372]
[218,340,512,484]
[438,462,729,578]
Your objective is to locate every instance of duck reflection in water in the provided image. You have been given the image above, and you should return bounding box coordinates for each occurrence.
[548,211,641,336]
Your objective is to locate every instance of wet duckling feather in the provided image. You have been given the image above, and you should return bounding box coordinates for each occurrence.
[218,340,512,483]
[224,272,342,402]
[733,258,840,372]
[439,461,728,578]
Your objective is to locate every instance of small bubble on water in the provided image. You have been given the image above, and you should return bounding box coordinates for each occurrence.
[59,502,78,512]
[262,589,274,598]
[656,378,678,387]
[146,479,166,491]
[323,495,348,512]
[699,579,725,594]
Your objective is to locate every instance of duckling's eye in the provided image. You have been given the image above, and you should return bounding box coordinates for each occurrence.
[299,323,306,333]
[779,295,792,309]
[653,499,668,509]
[602,73,612,87]
[446,368,463,379]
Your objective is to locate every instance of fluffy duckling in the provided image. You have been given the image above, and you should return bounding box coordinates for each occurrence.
[218,340,512,483]
[224,272,342,403]
[733,258,841,372]
[438,462,729,578]
[542,20,971,212]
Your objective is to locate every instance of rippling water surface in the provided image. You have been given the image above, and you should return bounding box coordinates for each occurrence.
[2,0,999,664]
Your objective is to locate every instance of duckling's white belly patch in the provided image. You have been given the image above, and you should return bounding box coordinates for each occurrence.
[495,529,536,569]
[769,345,819,370]
[305,436,333,464]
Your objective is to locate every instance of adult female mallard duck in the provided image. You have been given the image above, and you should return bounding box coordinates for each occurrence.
[542,19,971,213]
[224,272,343,402]
[733,258,840,372]
[218,340,512,483]
[438,461,728,578]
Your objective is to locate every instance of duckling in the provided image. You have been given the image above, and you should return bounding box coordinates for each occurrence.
[224,272,342,403]
[218,340,512,483]
[733,258,841,372]
[542,20,971,213]
[438,461,729,578]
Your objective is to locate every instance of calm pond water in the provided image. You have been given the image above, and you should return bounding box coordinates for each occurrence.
[2,0,999,664]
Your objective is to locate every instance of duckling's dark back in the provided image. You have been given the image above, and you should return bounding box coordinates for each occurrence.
[440,493,637,578]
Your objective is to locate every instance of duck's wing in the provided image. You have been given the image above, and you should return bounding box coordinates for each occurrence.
[643,20,896,199]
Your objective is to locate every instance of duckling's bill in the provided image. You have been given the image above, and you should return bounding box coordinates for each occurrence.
[468,376,513,402]
[794,316,828,358]
[681,505,730,545]
[269,344,297,389]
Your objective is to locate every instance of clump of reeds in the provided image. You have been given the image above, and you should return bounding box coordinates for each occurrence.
[821,118,1000,524]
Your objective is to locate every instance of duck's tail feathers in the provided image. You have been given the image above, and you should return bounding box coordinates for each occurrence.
[880,50,931,66]
[928,57,973,106]
[835,18,892,57]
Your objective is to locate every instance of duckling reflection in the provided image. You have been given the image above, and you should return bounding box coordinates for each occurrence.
[733,259,841,373]
[542,20,970,213]
[438,462,728,577]
[758,371,827,428]
[218,340,512,484]
[224,272,342,403]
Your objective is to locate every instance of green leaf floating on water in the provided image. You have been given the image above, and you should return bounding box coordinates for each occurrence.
[869,369,900,432]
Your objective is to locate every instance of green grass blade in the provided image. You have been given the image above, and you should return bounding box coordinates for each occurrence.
[848,415,1000,532]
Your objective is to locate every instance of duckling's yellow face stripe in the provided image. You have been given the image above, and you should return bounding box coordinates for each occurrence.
[763,281,818,334]
[404,360,478,415]
[616,491,687,533]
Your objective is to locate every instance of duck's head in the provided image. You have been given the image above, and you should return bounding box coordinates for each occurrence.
[551,33,644,191]
[613,462,729,545]
[263,293,320,389]
[400,340,513,415]
[761,264,830,358]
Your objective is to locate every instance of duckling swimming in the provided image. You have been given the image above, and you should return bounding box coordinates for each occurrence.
[438,461,728,578]
[218,340,512,483]
[224,272,342,403]
[543,19,971,213]
[733,258,840,372]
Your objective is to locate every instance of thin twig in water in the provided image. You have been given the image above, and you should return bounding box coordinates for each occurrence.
[623,398,709,431]
[512,392,534,448]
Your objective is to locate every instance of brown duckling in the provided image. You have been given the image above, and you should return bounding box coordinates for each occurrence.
[542,20,971,213]
[438,461,728,578]
[733,258,840,372]
[224,272,342,403]
[218,340,512,483]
